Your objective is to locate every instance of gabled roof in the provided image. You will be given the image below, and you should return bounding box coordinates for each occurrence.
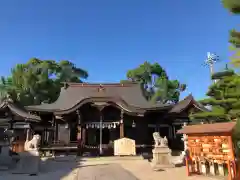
[177,122,236,134]
[26,82,171,115]
[0,99,41,122]
[169,94,209,114]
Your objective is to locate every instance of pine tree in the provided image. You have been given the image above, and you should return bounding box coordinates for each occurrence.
[222,0,240,67]
[190,66,240,122]
[190,67,240,150]
[221,1,240,147]
[222,0,240,14]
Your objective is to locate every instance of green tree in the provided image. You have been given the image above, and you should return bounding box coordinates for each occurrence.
[121,61,186,103]
[0,76,19,101]
[222,0,240,67]
[0,58,88,105]
[222,0,240,14]
[190,67,240,122]
[229,31,240,67]
[221,0,240,155]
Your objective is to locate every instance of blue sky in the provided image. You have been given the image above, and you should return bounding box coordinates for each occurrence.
[0,0,238,100]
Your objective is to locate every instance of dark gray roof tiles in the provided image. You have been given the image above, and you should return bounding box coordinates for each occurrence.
[26,83,207,115]
[168,94,209,113]
[26,83,171,114]
[0,99,41,122]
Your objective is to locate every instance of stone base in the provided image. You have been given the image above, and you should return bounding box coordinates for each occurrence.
[151,163,175,171]
[0,166,9,170]
[152,146,174,170]
[0,156,13,167]
[12,151,40,175]
[0,145,14,168]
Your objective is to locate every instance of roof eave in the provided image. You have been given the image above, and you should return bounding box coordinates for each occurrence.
[0,100,41,122]
[144,105,173,112]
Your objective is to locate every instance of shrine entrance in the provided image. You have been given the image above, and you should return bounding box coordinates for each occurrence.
[80,102,121,155]
[85,124,119,146]
[102,129,111,144]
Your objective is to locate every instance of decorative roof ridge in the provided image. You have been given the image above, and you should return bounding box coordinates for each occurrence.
[64,82,140,87]
[183,93,194,100]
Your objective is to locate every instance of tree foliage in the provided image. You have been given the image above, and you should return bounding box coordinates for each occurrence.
[0,58,88,105]
[222,0,240,67]
[121,61,186,103]
[222,0,240,14]
[190,67,240,122]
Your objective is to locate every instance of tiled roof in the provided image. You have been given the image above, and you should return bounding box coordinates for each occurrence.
[0,99,41,122]
[169,94,209,113]
[26,82,171,115]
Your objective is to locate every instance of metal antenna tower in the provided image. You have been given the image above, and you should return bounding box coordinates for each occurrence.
[204,52,220,83]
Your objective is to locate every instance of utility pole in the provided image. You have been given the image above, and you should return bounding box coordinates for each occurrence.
[204,52,220,83]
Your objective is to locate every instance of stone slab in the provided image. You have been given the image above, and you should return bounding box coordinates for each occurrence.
[12,151,40,175]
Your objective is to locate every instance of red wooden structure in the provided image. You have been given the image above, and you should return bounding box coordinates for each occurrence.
[178,122,239,180]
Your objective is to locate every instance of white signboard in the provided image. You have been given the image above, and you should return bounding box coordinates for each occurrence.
[114,137,136,156]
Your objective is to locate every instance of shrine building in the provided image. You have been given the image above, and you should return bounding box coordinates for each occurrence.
[9,82,207,155]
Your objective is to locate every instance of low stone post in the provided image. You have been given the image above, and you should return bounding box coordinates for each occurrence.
[218,163,225,176]
[210,162,215,175]
[201,162,207,174]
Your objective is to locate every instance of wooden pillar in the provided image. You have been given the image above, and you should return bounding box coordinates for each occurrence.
[168,125,173,139]
[227,160,233,180]
[52,115,58,143]
[99,111,103,155]
[120,109,124,138]
[172,125,176,138]
[76,110,82,141]
[91,103,107,155]
[55,121,58,142]
[228,135,236,179]
[76,110,85,156]
[185,157,190,176]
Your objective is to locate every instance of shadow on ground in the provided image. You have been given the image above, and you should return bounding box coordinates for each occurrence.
[0,155,86,180]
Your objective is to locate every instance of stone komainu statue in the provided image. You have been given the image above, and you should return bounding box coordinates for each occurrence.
[152,132,168,147]
[153,132,161,147]
[160,136,168,147]
[24,134,41,151]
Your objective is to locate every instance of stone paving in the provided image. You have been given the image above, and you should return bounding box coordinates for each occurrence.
[79,157,216,180]
[0,156,217,180]
[77,164,139,180]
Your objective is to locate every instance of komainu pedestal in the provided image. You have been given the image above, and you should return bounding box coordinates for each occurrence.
[152,133,174,170]
[0,145,14,170]
[13,150,40,175]
[152,146,174,170]
[13,134,41,175]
